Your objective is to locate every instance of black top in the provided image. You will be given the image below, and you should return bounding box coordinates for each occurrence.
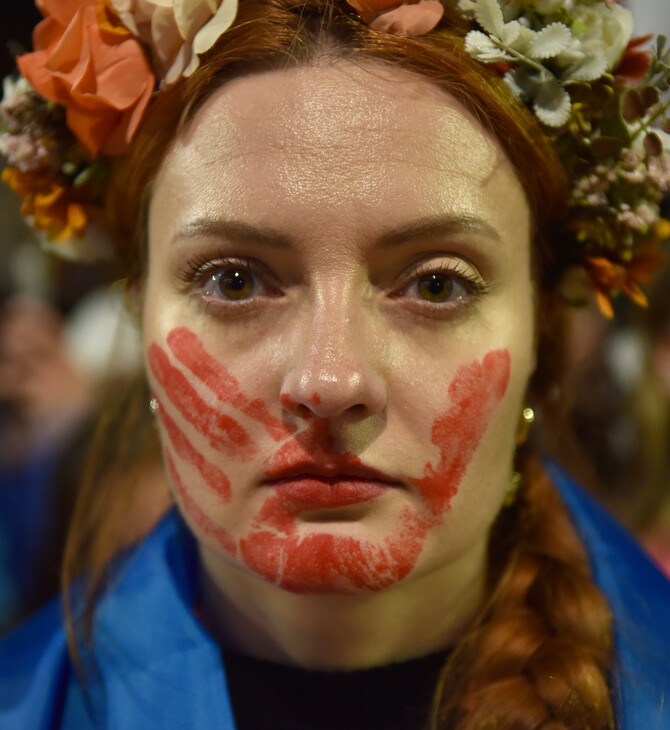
[222,648,448,730]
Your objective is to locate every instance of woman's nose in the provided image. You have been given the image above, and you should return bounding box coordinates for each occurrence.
[280,295,386,421]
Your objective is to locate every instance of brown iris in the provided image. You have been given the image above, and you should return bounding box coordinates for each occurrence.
[216,268,254,300]
[417,273,453,303]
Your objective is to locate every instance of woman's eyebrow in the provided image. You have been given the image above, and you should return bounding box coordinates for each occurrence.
[171,214,501,249]
[378,214,502,248]
[171,218,293,249]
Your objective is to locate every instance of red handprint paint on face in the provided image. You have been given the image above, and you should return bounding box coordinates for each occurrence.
[238,348,511,594]
[268,415,361,473]
[411,349,511,515]
[165,450,236,555]
[240,497,428,593]
[151,328,511,594]
[155,399,232,501]
[148,343,256,461]
[167,327,292,441]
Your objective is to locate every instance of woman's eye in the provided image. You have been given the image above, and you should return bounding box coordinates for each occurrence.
[186,259,281,304]
[405,268,476,306]
[416,273,460,303]
[203,267,257,301]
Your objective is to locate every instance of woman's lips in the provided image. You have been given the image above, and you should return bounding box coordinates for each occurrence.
[268,476,392,510]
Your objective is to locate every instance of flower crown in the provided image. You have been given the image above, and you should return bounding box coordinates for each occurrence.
[2,0,669,316]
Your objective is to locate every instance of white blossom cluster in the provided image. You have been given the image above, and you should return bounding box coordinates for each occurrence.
[460,0,634,126]
[0,77,59,173]
[573,133,670,235]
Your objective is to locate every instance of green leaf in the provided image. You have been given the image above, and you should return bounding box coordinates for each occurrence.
[599,100,631,145]
[657,34,666,57]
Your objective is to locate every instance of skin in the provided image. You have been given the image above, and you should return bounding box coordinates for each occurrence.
[144,61,536,669]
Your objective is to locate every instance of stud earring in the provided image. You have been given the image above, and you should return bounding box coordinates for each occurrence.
[516,406,535,445]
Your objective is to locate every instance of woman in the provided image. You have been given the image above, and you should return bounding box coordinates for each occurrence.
[1,0,669,727]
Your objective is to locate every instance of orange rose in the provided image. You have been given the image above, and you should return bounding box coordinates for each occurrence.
[17,0,155,157]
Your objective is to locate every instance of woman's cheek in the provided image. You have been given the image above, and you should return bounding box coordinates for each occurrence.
[410,348,511,517]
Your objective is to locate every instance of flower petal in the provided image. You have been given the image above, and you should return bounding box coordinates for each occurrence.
[533,80,571,127]
[18,3,155,157]
[191,0,239,57]
[504,67,537,99]
[172,0,213,42]
[475,0,504,38]
[36,0,97,28]
[527,22,572,60]
[369,0,444,37]
[465,30,511,62]
[501,19,520,47]
[564,53,608,82]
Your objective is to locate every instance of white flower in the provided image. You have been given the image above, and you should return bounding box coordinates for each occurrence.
[533,77,572,127]
[1,134,56,172]
[465,31,512,62]
[475,0,520,45]
[563,53,609,82]
[533,0,575,15]
[568,3,633,71]
[526,22,572,60]
[1,76,33,116]
[111,0,240,85]
[456,0,477,15]
[2,76,32,104]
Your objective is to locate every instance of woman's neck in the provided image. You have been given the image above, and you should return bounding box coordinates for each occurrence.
[197,535,489,670]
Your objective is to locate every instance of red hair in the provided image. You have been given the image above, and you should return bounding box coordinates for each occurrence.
[63,1,614,727]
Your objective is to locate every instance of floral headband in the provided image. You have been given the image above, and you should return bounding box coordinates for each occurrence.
[2,0,669,317]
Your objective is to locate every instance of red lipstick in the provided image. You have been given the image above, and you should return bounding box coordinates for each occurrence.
[264,460,401,510]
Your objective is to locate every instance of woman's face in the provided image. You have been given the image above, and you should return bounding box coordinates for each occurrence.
[144,62,535,596]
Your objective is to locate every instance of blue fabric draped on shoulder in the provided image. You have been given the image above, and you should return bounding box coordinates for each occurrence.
[546,464,670,730]
[0,516,237,729]
[0,465,669,728]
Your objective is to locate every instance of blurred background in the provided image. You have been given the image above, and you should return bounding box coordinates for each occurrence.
[0,1,668,635]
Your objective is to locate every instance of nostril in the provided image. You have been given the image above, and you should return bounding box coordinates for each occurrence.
[347,403,369,419]
[280,393,314,419]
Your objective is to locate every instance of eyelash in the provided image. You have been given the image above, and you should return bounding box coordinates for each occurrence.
[396,259,490,309]
[179,254,490,314]
[180,255,278,308]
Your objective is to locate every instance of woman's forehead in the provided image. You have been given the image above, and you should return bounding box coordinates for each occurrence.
[171,62,504,175]
[152,62,529,243]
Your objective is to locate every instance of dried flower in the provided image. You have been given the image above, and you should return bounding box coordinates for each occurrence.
[2,166,88,242]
